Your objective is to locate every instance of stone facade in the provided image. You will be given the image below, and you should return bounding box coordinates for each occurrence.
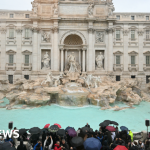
[0,0,150,88]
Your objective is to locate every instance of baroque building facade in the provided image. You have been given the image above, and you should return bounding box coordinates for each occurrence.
[0,0,150,87]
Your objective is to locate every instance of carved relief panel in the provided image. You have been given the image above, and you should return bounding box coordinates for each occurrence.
[95,31,104,43]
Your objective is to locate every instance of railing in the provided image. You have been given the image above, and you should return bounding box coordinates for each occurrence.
[5,63,16,71]
[113,64,124,71]
[6,37,16,44]
[129,38,137,41]
[21,63,32,71]
[143,64,150,71]
[22,37,32,44]
[128,64,138,71]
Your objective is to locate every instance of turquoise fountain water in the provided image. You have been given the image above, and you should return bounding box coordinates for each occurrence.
[0,99,149,132]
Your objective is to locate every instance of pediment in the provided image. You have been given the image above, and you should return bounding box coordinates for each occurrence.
[6,49,16,54]
[22,50,32,55]
[129,26,138,30]
[114,26,123,30]
[144,26,150,30]
[22,24,32,29]
[143,51,150,55]
[113,51,123,55]
[128,51,138,55]
[6,24,16,28]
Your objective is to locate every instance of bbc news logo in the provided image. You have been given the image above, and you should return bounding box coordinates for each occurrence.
[0,130,19,138]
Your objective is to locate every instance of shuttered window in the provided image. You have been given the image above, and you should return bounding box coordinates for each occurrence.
[131,30,135,40]
[25,29,30,38]
[116,56,120,64]
[131,56,135,64]
[146,30,150,40]
[25,55,29,64]
[146,56,150,65]
[9,29,14,38]
[9,55,14,64]
[116,30,120,39]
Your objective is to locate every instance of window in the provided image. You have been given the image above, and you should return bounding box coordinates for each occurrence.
[24,75,29,80]
[131,16,135,20]
[131,30,135,40]
[25,29,30,38]
[131,56,135,64]
[116,15,120,20]
[25,55,29,65]
[9,55,14,64]
[9,29,14,38]
[116,76,120,81]
[10,14,14,18]
[146,56,150,65]
[146,76,150,83]
[116,30,120,40]
[25,14,29,18]
[131,76,136,79]
[116,56,120,64]
[146,30,150,40]
[146,16,149,21]
[8,75,13,84]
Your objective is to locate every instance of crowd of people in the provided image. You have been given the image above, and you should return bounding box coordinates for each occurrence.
[0,121,150,150]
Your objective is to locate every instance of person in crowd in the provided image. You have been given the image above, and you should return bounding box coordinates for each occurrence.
[85,123,90,128]
[54,141,63,150]
[114,138,125,146]
[34,140,43,150]
[138,140,145,150]
[129,130,133,142]
[44,136,53,150]
[61,139,69,150]
[17,140,27,150]
[0,137,4,144]
[130,141,139,150]
[42,131,46,148]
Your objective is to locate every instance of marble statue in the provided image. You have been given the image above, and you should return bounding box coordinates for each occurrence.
[96,52,104,69]
[41,72,53,86]
[52,74,63,87]
[68,52,78,72]
[108,4,115,16]
[88,3,94,16]
[96,32,104,43]
[53,3,59,16]
[92,76,102,88]
[42,32,50,43]
[42,52,51,70]
[31,1,38,15]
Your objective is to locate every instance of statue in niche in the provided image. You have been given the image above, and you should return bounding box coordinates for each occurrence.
[53,3,59,16]
[88,3,94,17]
[31,1,38,15]
[42,52,51,70]
[65,52,81,73]
[108,4,115,16]
[96,32,104,43]
[96,52,104,69]
[42,32,50,43]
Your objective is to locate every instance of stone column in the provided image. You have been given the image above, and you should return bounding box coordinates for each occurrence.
[65,50,68,67]
[78,49,81,65]
[32,27,39,72]
[107,28,113,72]
[53,27,59,71]
[61,49,64,72]
[88,28,94,72]
[16,28,22,73]
[82,49,86,72]
[0,27,7,72]
[138,25,144,72]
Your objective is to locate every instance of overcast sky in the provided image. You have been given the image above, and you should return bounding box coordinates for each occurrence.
[0,0,149,12]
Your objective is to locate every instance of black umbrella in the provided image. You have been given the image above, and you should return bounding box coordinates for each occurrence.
[40,128,48,134]
[29,127,41,134]
[99,121,109,127]
[57,129,65,137]
[48,125,59,132]
[81,127,93,133]
[71,136,84,147]
[19,128,29,135]
[1,142,16,150]
[110,121,119,126]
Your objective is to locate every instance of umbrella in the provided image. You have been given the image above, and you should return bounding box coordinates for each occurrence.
[120,126,128,131]
[68,129,77,137]
[110,121,119,126]
[54,123,61,128]
[29,127,41,134]
[84,137,102,150]
[40,128,48,134]
[71,136,84,147]
[65,127,74,131]
[81,127,93,133]
[57,129,65,137]
[114,145,128,150]
[99,121,110,127]
[48,125,59,132]
[44,124,50,128]
[1,142,17,150]
[19,128,28,135]
[106,126,116,132]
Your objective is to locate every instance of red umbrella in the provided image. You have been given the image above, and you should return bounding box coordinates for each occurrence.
[54,123,61,128]
[106,126,116,132]
[114,145,128,150]
[44,124,50,128]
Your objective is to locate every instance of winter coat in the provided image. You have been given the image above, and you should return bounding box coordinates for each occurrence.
[44,138,53,150]
[54,144,62,150]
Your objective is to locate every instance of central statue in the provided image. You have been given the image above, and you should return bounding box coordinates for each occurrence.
[68,52,78,72]
[42,52,51,70]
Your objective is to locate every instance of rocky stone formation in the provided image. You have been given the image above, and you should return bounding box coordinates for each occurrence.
[0,76,150,110]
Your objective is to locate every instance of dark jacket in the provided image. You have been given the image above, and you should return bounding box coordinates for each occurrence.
[17,140,27,150]
[61,142,69,150]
